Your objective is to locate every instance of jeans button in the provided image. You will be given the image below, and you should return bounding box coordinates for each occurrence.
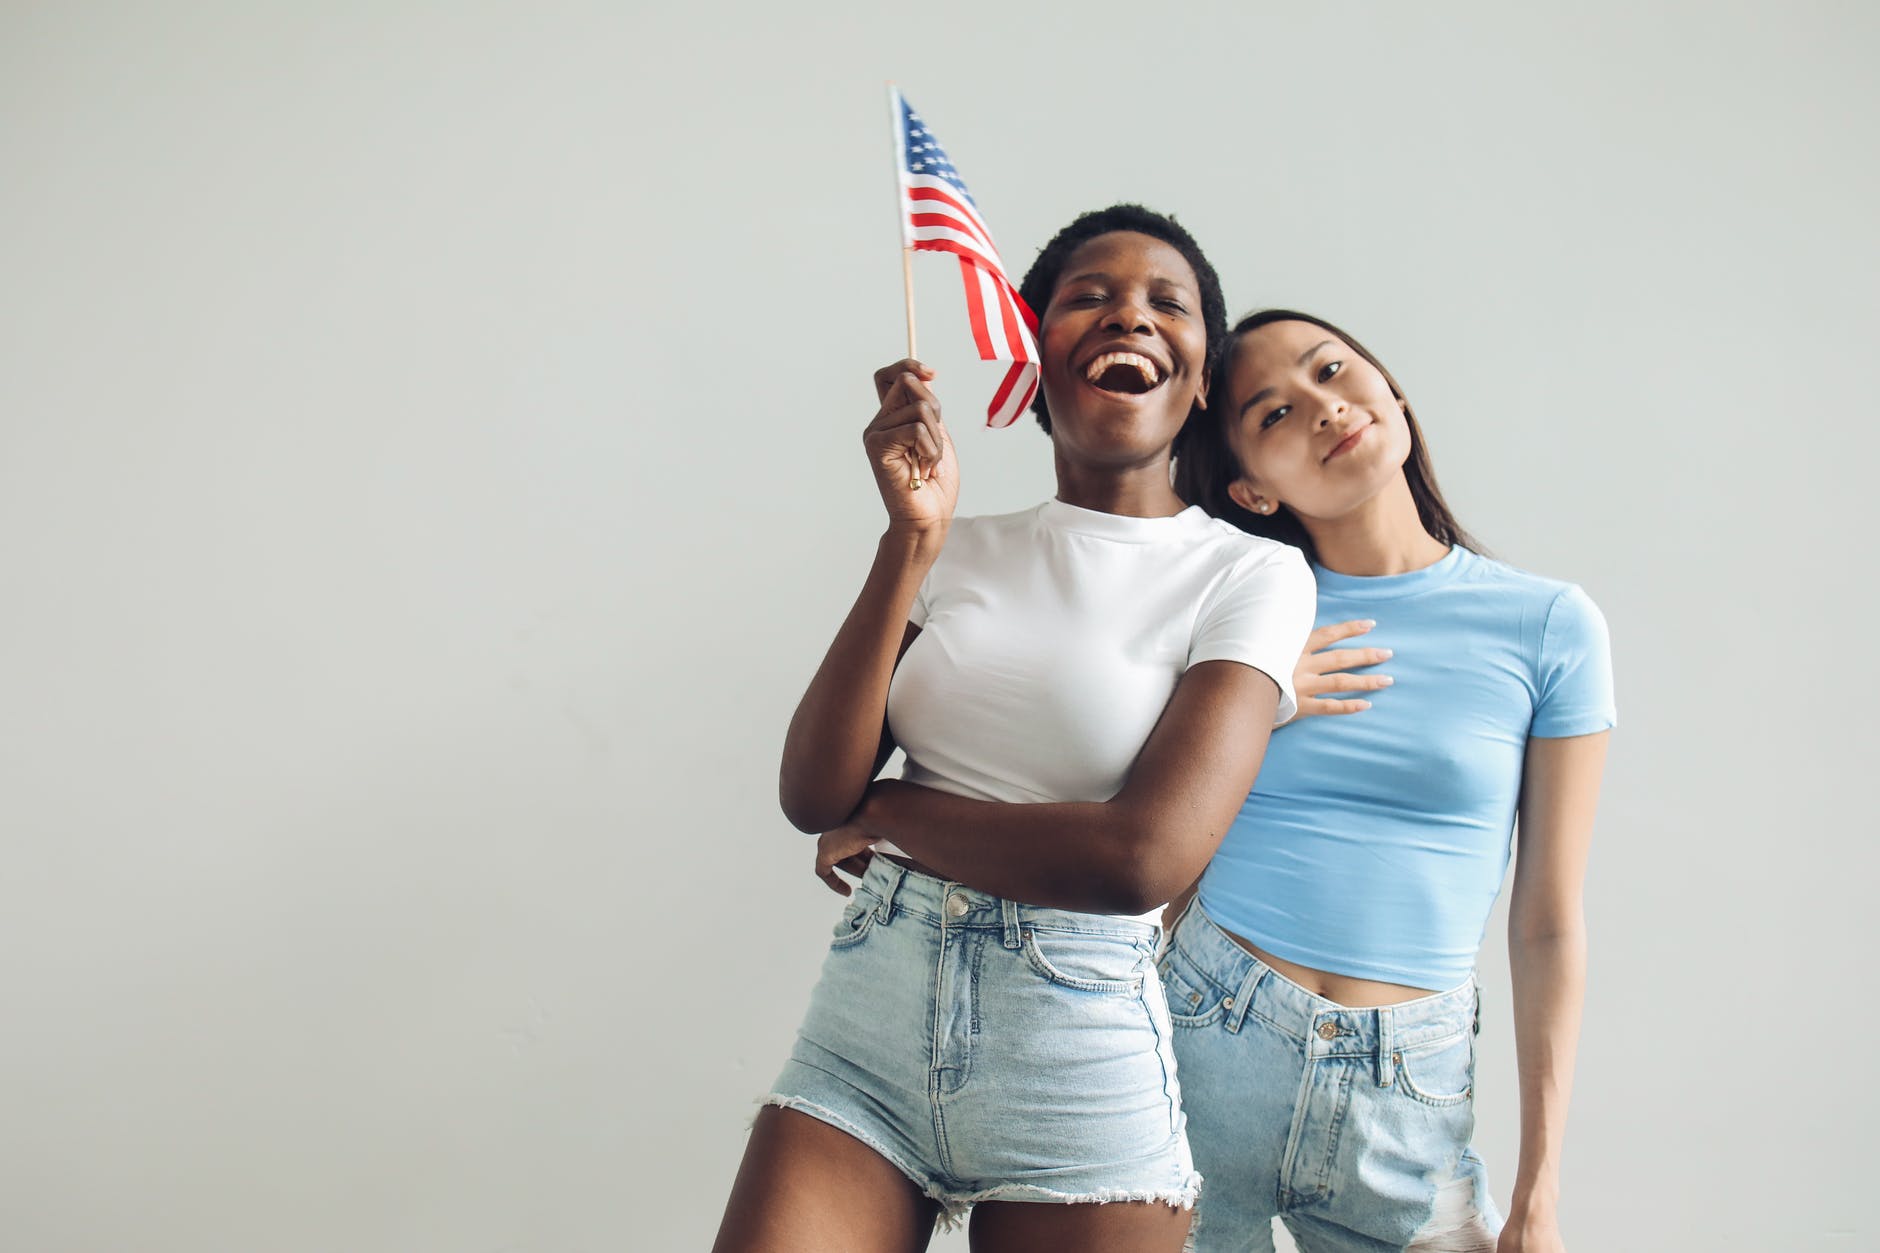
[945,893,970,918]
[1317,1021,1339,1040]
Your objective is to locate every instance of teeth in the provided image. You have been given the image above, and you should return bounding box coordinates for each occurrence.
[1084,351,1161,386]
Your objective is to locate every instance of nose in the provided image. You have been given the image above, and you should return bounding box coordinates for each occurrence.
[1313,394,1350,428]
[1101,298,1153,336]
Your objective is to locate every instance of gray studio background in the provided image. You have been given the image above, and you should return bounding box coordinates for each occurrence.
[3,2,1873,1250]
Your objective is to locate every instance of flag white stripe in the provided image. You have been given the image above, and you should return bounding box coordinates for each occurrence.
[975,264,1028,362]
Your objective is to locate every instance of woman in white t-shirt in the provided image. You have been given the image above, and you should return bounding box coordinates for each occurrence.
[711,205,1316,1253]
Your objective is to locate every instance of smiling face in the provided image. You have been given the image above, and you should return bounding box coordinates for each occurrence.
[1221,319,1414,522]
[1035,231,1210,467]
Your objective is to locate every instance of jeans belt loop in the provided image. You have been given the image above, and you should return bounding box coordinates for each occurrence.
[874,859,905,925]
[1225,961,1261,1034]
[1001,898,1023,950]
[1377,1006,1395,1088]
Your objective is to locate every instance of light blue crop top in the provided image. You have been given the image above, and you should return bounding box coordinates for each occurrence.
[1197,546,1616,989]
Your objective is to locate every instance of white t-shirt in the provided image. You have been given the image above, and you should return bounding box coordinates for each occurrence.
[885,500,1316,820]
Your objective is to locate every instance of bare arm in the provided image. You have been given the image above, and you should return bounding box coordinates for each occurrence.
[849,660,1282,915]
[778,360,953,834]
[1501,730,1609,1252]
[779,566,927,833]
[1151,619,1383,929]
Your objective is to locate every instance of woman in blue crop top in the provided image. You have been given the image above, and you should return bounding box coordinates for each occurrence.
[1167,311,1615,1253]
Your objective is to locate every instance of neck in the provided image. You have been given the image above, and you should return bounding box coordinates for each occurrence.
[1299,475,1450,575]
[1052,452,1186,518]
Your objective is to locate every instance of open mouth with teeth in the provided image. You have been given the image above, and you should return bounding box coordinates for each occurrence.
[1083,351,1166,396]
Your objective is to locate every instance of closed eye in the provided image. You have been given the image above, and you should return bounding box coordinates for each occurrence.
[1153,298,1188,314]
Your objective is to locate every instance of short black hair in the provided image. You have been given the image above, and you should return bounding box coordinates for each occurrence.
[1015,204,1227,439]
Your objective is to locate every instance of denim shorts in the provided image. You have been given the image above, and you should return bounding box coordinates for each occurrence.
[763,856,1200,1225]
[1163,904,1502,1252]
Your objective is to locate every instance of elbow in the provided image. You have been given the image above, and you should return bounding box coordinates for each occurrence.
[1082,869,1162,918]
[1508,905,1587,951]
[778,777,851,836]
[1089,823,1197,916]
[1510,920,1587,951]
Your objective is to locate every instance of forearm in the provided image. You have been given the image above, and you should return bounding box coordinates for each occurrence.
[1504,923,1586,1220]
[857,780,1210,915]
[779,527,942,832]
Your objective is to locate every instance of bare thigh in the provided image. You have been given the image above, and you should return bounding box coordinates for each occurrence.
[969,1198,1193,1253]
[712,1106,939,1253]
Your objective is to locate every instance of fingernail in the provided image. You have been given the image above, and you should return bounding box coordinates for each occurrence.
[1379,648,1393,658]
[1355,700,1372,710]
[1361,619,1376,627]
[1378,676,1393,686]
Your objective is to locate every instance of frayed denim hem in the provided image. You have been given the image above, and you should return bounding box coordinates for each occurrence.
[758,1094,1202,1235]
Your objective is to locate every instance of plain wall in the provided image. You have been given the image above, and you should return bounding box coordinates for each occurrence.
[3,2,1874,1249]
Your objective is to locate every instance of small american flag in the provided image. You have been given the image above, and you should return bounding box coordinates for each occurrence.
[891,89,1040,429]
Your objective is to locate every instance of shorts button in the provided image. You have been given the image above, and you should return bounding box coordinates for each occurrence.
[1317,1021,1339,1040]
[945,894,969,918]
[1222,996,1235,1009]
[1189,992,1202,1004]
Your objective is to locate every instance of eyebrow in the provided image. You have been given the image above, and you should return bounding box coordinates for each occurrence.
[1059,272,1197,294]
[1237,339,1338,417]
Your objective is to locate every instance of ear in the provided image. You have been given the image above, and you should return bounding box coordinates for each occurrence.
[1226,477,1275,517]
[1195,363,1210,412]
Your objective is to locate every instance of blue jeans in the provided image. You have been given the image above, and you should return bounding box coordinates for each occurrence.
[764,856,1199,1227]
[1164,903,1502,1252]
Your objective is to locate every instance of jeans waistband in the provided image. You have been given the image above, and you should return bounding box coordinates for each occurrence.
[855,856,1160,948]
[1171,901,1477,1058]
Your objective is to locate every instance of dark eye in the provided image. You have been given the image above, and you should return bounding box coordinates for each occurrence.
[1318,360,1343,382]
[1260,405,1291,430]
[1064,290,1105,306]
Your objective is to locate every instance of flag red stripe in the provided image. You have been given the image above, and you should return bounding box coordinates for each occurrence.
[960,259,997,358]
[909,210,993,248]
[994,273,1031,362]
[911,240,1037,337]
[987,362,1023,418]
[909,233,1008,280]
[905,185,995,248]
[909,214,1000,261]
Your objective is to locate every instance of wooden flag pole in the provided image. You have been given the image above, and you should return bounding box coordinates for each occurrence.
[888,82,918,360]
[901,246,918,360]
[888,82,922,488]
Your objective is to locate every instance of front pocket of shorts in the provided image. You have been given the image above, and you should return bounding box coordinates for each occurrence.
[1395,1031,1475,1106]
[1157,949,1227,1027]
[1022,927,1146,994]
[828,896,879,950]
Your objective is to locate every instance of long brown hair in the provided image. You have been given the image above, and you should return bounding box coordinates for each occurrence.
[1174,309,1482,563]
